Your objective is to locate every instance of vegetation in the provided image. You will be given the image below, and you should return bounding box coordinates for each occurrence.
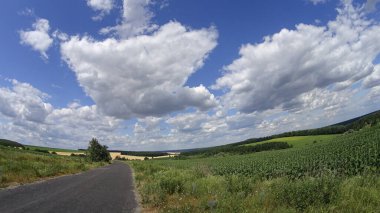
[243,135,338,148]
[118,151,168,157]
[115,156,127,161]
[87,138,112,163]
[25,145,81,153]
[129,123,380,212]
[33,149,51,154]
[0,145,106,188]
[181,110,380,157]
[0,139,24,148]
[181,142,292,157]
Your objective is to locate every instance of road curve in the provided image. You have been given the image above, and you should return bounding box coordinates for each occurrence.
[0,161,139,213]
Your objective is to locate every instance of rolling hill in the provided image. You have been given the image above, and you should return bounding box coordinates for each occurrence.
[0,139,24,148]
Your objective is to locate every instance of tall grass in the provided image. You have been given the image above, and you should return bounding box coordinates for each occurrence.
[0,146,105,188]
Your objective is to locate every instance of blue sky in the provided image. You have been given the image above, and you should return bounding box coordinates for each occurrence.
[0,0,380,150]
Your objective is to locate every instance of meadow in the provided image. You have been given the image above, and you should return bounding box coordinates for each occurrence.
[24,145,82,153]
[129,124,380,212]
[0,146,106,188]
[243,134,339,148]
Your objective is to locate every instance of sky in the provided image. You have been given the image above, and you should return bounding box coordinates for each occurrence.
[0,0,380,151]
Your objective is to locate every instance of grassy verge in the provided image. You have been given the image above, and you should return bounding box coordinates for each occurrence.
[129,125,380,212]
[131,164,379,212]
[0,146,106,188]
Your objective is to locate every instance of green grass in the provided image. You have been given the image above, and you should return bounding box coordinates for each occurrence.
[0,146,105,188]
[129,125,380,212]
[24,145,82,153]
[243,134,339,148]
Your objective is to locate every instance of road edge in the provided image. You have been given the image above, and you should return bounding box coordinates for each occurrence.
[122,161,142,213]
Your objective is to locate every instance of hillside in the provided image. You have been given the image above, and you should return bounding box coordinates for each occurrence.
[180,109,380,156]
[0,139,24,148]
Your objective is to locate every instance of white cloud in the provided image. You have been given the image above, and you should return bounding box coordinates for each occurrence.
[100,0,157,38]
[364,0,380,12]
[310,0,328,5]
[363,65,380,88]
[86,0,114,21]
[52,30,69,41]
[0,79,124,149]
[0,80,52,123]
[19,18,53,59]
[61,21,218,119]
[214,2,380,113]
[283,88,351,113]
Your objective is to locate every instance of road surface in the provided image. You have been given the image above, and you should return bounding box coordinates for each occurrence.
[0,162,139,213]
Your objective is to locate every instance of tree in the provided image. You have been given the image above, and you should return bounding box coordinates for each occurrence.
[87,138,111,162]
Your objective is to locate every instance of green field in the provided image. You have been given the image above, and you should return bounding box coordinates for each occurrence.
[24,145,82,153]
[0,145,105,188]
[243,134,340,148]
[129,125,380,212]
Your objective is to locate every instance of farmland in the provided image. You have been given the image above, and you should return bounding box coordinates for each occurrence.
[129,124,380,212]
[243,134,339,148]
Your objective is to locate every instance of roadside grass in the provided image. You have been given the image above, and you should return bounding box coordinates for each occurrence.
[243,134,340,148]
[131,163,380,212]
[129,125,379,212]
[0,146,106,188]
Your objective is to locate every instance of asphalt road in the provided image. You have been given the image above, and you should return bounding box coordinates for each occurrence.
[0,162,139,213]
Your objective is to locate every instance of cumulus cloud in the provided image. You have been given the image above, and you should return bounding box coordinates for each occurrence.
[61,21,218,119]
[363,65,380,88]
[0,79,124,149]
[0,80,52,123]
[19,18,53,59]
[100,0,156,38]
[214,2,380,113]
[86,0,114,21]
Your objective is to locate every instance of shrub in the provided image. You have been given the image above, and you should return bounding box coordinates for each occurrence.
[34,149,50,154]
[115,156,127,161]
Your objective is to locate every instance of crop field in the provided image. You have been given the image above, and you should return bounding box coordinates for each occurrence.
[0,146,106,188]
[130,125,380,212]
[243,134,339,148]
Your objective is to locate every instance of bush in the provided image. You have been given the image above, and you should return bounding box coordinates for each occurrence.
[115,156,127,161]
[87,138,111,163]
[34,149,50,154]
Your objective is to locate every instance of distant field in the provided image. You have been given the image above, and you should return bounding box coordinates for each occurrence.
[243,134,339,148]
[25,145,81,153]
[0,146,105,188]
